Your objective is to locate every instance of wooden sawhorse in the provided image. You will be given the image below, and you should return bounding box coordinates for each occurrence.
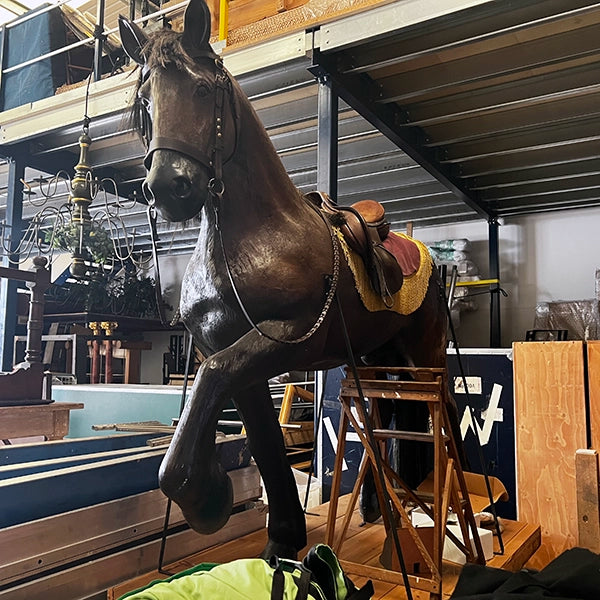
[326,367,485,599]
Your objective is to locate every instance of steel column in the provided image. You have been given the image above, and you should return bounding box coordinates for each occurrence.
[0,154,25,371]
[488,218,501,347]
[315,73,339,201]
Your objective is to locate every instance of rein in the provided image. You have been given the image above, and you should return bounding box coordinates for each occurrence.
[214,197,340,345]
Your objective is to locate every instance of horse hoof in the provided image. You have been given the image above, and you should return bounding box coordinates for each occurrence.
[260,540,298,561]
[163,469,234,534]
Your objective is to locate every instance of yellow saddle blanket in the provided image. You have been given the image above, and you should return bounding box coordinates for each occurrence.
[336,230,433,315]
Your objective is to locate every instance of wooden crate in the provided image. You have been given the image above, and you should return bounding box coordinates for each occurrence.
[513,341,587,569]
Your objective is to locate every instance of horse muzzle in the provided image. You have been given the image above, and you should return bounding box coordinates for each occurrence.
[143,149,206,221]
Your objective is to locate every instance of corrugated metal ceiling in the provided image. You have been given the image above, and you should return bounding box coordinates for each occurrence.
[313,0,600,222]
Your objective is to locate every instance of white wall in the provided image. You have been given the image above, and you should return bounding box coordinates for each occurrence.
[417,206,600,347]
[139,254,190,384]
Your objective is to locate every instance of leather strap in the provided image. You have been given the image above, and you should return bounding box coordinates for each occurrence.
[144,136,213,170]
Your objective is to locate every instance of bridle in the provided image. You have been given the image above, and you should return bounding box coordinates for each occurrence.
[142,51,340,344]
[142,51,238,199]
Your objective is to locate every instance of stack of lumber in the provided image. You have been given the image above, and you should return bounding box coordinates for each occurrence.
[0,432,264,599]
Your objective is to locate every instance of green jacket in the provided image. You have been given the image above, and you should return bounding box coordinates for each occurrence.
[121,544,373,600]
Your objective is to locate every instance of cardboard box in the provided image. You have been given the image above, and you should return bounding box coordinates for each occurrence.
[411,508,494,563]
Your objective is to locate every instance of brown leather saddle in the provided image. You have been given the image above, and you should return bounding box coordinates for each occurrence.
[306,191,404,303]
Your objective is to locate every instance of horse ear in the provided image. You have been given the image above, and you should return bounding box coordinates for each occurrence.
[182,0,212,56]
[118,15,148,66]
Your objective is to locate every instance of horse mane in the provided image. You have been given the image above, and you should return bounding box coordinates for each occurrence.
[142,28,196,72]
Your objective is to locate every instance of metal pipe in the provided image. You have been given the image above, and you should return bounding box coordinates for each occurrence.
[488,218,501,347]
[93,0,105,82]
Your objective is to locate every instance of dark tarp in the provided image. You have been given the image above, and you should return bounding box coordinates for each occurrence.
[1,5,66,111]
[451,548,600,600]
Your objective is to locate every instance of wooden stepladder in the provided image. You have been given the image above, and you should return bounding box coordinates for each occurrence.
[325,367,486,599]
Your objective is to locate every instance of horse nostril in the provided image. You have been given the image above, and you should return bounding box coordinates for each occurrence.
[173,176,192,199]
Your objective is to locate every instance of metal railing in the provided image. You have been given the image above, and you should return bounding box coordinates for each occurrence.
[0,0,190,101]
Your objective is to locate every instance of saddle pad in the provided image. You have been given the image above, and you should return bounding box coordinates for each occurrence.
[335,229,433,315]
[382,232,422,277]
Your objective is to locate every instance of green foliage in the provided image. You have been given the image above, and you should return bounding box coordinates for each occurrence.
[46,221,114,265]
[48,273,159,319]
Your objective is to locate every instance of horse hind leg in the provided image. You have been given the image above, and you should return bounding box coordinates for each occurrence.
[234,382,307,560]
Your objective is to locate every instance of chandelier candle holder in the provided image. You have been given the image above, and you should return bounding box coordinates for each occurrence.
[69,126,95,279]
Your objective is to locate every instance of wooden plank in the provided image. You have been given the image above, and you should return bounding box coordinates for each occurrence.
[513,341,587,568]
[575,449,600,553]
[489,522,541,572]
[0,444,163,480]
[0,402,83,440]
[0,434,252,528]
[0,466,261,586]
[587,341,600,451]
[0,433,164,465]
[0,449,166,528]
[3,506,266,600]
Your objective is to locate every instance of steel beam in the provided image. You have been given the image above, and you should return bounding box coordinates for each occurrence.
[310,49,492,219]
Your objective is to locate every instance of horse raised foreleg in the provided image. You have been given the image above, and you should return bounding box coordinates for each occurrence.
[158,330,306,552]
[234,382,307,559]
[158,358,234,535]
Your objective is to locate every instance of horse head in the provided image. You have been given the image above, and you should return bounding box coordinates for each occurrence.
[119,0,238,222]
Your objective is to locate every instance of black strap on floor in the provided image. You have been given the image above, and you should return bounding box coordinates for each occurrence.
[335,292,413,600]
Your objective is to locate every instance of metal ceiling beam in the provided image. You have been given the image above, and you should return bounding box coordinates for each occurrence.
[455,139,600,178]
[309,49,492,220]
[340,2,600,76]
[439,117,600,162]
[470,158,600,189]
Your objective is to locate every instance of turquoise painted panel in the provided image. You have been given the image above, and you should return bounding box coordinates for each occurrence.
[52,385,190,439]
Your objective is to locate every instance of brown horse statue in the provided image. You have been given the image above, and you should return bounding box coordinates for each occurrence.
[119,0,460,561]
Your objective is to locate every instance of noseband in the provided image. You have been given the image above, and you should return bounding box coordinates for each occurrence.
[142,54,238,200]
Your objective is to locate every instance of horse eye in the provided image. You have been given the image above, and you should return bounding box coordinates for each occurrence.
[195,83,210,98]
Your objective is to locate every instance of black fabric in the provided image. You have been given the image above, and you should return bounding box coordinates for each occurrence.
[348,580,375,600]
[1,6,67,111]
[270,567,285,600]
[451,548,600,600]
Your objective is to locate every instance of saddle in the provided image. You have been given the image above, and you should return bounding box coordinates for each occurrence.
[306,191,404,303]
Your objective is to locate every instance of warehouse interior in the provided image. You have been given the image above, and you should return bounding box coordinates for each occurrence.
[1,1,599,598]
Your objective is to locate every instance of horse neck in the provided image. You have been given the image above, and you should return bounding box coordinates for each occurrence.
[224,95,304,222]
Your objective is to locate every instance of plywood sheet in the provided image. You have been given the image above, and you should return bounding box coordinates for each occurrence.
[513,341,587,569]
[587,340,600,451]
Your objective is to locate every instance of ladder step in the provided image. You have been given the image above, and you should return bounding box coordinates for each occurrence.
[341,380,444,402]
[373,429,449,443]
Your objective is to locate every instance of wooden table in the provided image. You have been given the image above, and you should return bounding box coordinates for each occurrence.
[0,402,84,441]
